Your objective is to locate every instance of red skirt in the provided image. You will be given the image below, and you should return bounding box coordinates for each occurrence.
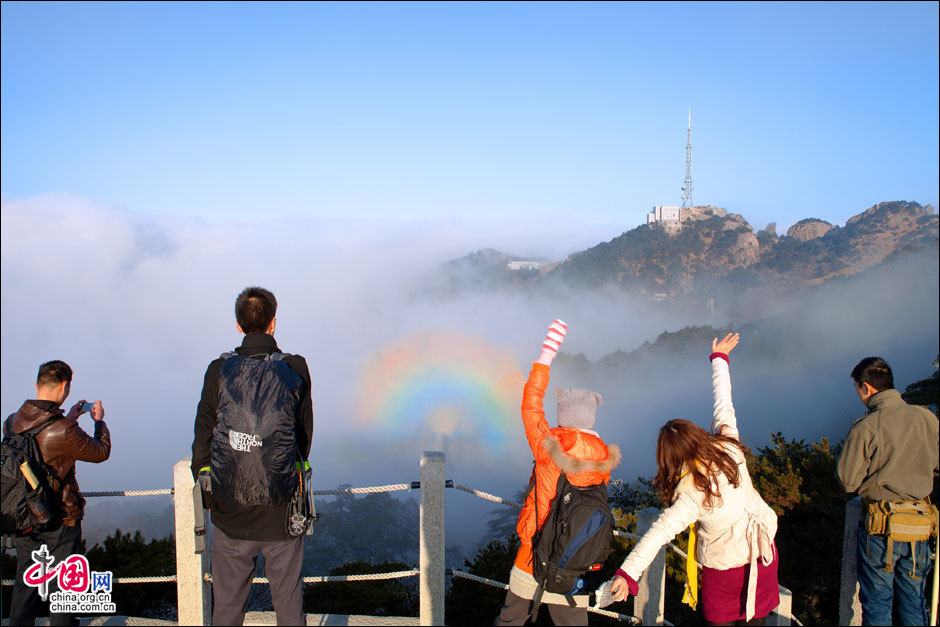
[700,545,780,622]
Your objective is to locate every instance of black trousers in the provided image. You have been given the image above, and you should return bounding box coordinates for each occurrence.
[211,526,304,626]
[10,523,82,627]
[494,590,588,626]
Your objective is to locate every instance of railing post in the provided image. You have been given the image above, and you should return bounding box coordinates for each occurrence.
[839,497,863,626]
[420,451,446,626]
[634,507,666,625]
[767,585,792,626]
[174,459,211,626]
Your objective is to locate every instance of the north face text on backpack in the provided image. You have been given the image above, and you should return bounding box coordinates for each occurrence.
[228,430,262,452]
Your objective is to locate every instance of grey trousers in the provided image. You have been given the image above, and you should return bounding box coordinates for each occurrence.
[493,590,588,626]
[211,527,304,626]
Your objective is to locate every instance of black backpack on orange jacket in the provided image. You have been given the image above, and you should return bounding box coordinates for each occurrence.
[531,470,614,598]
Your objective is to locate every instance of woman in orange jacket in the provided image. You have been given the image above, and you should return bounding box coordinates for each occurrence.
[494,320,621,626]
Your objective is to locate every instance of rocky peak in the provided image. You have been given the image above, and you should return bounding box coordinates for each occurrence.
[846,200,933,225]
[681,205,731,223]
[786,218,835,241]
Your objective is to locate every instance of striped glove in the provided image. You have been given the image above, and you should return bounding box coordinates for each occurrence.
[536,319,567,366]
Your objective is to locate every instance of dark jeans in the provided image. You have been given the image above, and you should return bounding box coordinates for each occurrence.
[493,590,588,626]
[10,523,82,627]
[857,523,930,626]
[211,526,304,626]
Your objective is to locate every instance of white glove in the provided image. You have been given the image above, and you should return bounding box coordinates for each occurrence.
[536,319,567,366]
[592,578,617,608]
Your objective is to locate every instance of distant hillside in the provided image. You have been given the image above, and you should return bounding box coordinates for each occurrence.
[419,201,937,300]
[416,248,551,297]
[547,209,758,293]
[554,238,939,382]
[545,201,937,295]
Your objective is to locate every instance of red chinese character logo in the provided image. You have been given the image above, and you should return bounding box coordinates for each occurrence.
[58,555,89,593]
[23,562,59,587]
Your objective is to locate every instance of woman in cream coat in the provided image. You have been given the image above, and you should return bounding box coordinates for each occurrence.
[610,333,780,626]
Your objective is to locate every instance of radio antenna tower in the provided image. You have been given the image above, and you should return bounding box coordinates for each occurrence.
[680,107,694,210]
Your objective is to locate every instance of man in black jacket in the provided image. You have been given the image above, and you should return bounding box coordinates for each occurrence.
[191,286,313,625]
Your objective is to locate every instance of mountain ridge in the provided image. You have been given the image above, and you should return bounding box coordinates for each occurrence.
[425,200,937,298]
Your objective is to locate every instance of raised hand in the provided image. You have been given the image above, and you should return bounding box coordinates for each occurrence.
[66,400,87,420]
[712,332,740,356]
[536,319,567,366]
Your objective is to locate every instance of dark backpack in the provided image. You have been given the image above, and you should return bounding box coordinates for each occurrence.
[532,470,614,599]
[1,416,60,534]
[210,352,303,508]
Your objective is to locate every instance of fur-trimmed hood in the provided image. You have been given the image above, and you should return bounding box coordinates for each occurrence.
[541,431,622,477]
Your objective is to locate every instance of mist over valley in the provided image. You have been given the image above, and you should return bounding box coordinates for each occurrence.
[2,195,937,556]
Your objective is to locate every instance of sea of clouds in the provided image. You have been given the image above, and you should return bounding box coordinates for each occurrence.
[2,193,937,550]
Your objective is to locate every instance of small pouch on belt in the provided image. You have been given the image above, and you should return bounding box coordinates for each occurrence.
[866,498,936,576]
[862,498,888,535]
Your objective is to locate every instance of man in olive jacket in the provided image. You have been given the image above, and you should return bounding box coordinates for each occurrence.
[191,286,313,626]
[4,360,111,627]
[837,356,939,626]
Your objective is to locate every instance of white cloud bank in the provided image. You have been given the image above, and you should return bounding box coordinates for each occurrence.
[3,193,936,548]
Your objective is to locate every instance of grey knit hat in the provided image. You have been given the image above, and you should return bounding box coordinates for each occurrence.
[554,388,602,430]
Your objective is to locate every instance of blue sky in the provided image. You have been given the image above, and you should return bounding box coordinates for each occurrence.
[2,1,938,232]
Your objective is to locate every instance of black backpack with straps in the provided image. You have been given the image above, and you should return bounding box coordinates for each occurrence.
[210,351,303,508]
[1,416,61,534]
[531,470,614,601]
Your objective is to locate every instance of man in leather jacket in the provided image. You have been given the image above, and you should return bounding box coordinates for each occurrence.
[4,359,111,626]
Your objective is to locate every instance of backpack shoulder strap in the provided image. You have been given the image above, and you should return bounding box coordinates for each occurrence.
[221,351,292,362]
[26,418,61,438]
[20,416,63,444]
[4,415,61,440]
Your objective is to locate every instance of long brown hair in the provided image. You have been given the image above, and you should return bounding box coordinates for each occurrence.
[653,419,748,509]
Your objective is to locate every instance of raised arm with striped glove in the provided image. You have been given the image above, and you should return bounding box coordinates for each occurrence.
[536,319,567,366]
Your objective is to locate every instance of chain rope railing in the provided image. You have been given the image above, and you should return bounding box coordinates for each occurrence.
[312,483,413,496]
[449,482,523,508]
[110,575,176,584]
[81,489,173,497]
[449,569,641,624]
[199,570,422,584]
[0,575,177,586]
